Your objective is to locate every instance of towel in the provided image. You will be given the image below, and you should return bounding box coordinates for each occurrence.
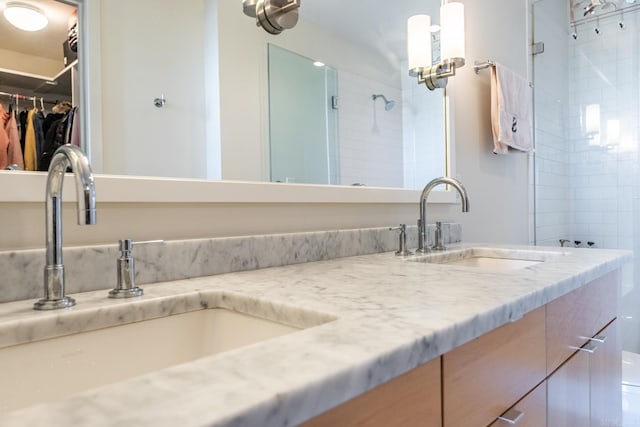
[491,63,533,154]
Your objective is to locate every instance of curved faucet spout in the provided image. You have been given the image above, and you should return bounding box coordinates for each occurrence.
[417,176,469,253]
[35,145,96,311]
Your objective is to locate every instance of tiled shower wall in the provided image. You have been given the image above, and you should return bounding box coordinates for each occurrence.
[535,0,640,352]
[567,9,640,352]
[337,70,404,187]
[567,11,639,253]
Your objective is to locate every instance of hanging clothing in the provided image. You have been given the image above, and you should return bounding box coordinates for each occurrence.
[42,112,64,137]
[19,110,27,154]
[34,110,46,161]
[70,107,80,148]
[0,116,8,170]
[0,105,23,169]
[39,110,74,172]
[23,108,38,171]
[1,105,24,169]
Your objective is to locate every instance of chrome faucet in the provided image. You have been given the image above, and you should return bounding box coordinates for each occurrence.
[417,176,469,253]
[34,145,96,310]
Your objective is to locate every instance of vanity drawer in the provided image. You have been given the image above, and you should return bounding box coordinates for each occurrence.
[300,356,441,427]
[546,270,619,375]
[488,381,547,427]
[442,306,546,427]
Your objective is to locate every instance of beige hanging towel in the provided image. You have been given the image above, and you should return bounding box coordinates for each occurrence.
[491,63,533,154]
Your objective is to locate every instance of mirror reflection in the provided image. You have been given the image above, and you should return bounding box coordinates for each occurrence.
[0,0,77,172]
[0,0,446,190]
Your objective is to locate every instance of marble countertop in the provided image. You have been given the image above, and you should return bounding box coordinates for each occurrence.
[0,244,630,426]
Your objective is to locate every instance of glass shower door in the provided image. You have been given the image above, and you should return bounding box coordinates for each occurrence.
[267,44,339,185]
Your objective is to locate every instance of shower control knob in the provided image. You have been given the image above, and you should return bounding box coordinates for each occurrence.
[574,240,582,247]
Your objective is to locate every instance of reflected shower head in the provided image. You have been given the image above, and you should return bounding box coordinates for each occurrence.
[372,94,395,111]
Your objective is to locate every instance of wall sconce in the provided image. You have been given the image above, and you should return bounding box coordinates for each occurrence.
[242,0,300,35]
[407,1,466,90]
[3,2,48,32]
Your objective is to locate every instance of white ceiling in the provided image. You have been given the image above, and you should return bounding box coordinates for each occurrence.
[0,0,75,62]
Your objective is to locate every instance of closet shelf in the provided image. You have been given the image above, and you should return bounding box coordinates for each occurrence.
[0,59,76,96]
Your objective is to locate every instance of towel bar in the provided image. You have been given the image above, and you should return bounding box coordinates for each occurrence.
[473,60,495,74]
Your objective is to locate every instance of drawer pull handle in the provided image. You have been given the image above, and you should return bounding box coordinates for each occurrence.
[583,334,607,343]
[498,408,525,424]
[571,342,598,353]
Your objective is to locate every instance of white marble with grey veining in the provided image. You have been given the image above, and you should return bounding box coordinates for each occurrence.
[0,242,630,426]
[0,224,460,304]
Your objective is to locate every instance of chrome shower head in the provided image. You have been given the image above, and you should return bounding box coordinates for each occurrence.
[372,94,395,111]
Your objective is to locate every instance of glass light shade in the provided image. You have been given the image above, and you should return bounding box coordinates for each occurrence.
[440,2,465,66]
[407,14,432,73]
[4,3,48,32]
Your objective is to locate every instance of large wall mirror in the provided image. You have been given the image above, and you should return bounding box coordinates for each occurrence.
[0,0,448,190]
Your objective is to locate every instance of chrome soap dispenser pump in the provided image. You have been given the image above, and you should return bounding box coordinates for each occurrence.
[108,239,162,298]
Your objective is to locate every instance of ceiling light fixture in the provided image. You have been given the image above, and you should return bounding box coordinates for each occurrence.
[4,2,48,32]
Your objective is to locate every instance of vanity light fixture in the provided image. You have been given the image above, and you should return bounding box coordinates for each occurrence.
[242,0,300,35]
[407,1,466,90]
[3,2,48,32]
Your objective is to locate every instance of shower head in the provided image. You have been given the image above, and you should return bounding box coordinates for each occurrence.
[372,94,395,111]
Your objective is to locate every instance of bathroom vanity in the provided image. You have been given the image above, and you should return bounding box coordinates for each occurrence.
[0,242,629,427]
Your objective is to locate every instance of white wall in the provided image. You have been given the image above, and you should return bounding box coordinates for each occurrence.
[431,0,531,245]
[99,0,208,179]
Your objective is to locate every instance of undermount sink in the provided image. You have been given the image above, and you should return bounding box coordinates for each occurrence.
[409,247,563,271]
[0,297,332,413]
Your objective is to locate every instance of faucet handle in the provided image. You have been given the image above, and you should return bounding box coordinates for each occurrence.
[431,221,447,251]
[108,239,164,299]
[389,224,413,256]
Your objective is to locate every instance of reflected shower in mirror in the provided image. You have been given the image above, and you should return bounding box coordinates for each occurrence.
[0,0,447,190]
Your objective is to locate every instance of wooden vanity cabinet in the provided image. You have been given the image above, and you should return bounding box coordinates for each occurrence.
[547,348,591,426]
[488,381,547,427]
[590,319,622,426]
[300,269,621,427]
[546,271,619,375]
[546,270,621,426]
[547,318,622,427]
[300,356,441,427]
[442,306,546,427]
